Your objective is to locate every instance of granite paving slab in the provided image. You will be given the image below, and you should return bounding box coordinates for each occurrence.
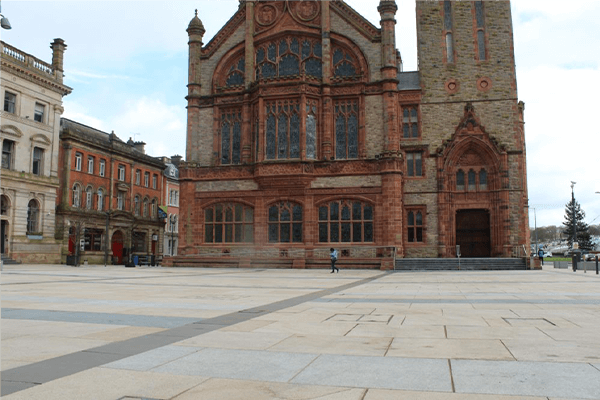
[387,338,514,360]
[103,345,200,371]
[291,354,452,392]
[452,359,600,399]
[171,378,367,400]
[364,389,548,399]
[152,348,318,382]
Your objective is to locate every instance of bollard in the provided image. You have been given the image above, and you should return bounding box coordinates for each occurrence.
[572,254,577,272]
[596,256,599,275]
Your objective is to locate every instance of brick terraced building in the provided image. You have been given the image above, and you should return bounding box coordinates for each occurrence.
[176,1,529,268]
[57,119,166,265]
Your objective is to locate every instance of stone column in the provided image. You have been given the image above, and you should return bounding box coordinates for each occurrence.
[378,1,400,153]
[380,158,404,257]
[321,2,333,160]
[186,10,206,162]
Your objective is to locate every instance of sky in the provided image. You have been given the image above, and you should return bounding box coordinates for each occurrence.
[1,0,599,229]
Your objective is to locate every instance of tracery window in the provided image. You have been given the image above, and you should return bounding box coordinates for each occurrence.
[319,200,374,243]
[27,199,39,234]
[334,100,359,159]
[402,106,419,139]
[332,47,359,78]
[474,1,487,61]
[204,203,254,244]
[221,110,242,165]
[407,210,424,243]
[256,37,322,80]
[266,100,301,160]
[268,202,302,243]
[225,57,245,87]
[456,168,489,192]
[306,101,318,160]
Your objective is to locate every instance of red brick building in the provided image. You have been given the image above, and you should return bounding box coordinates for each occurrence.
[176,1,529,269]
[57,119,166,265]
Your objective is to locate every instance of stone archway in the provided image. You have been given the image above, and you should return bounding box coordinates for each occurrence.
[456,209,491,258]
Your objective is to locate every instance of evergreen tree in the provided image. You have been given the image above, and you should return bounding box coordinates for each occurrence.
[562,199,594,250]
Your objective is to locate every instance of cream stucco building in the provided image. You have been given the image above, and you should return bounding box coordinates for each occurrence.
[1,39,72,263]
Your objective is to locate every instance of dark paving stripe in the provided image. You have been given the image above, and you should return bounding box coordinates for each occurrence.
[1,272,388,397]
[1,309,202,328]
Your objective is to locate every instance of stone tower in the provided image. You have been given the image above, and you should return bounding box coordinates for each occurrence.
[415,1,529,257]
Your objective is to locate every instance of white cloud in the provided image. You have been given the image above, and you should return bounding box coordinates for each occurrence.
[111,97,186,157]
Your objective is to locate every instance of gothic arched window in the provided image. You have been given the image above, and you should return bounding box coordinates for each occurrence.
[456,170,465,191]
[265,100,301,160]
[332,47,359,78]
[225,57,245,87]
[268,202,302,243]
[319,200,374,243]
[221,110,242,165]
[256,37,322,80]
[204,203,254,243]
[334,100,359,159]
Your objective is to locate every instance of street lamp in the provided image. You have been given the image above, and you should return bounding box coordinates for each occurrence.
[104,211,111,267]
[571,182,577,250]
[1,1,12,30]
[532,207,538,256]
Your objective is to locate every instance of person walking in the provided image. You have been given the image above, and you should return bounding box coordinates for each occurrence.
[330,248,339,273]
[538,248,544,266]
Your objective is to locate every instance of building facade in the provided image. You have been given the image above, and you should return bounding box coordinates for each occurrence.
[160,155,181,258]
[1,39,71,264]
[177,1,529,268]
[57,119,166,265]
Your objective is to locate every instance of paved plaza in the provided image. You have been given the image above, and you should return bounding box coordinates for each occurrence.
[1,263,600,399]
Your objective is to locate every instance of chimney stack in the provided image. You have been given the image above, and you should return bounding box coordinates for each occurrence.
[51,38,66,83]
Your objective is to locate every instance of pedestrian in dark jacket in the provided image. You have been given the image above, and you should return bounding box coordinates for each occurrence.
[330,248,339,273]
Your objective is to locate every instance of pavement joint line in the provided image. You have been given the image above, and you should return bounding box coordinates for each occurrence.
[448,359,456,393]
[0,272,389,397]
[500,339,518,361]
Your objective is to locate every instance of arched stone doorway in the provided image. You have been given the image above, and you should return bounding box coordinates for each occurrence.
[456,209,491,258]
[111,230,124,264]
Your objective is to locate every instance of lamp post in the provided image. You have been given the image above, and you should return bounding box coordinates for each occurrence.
[1,1,12,30]
[571,182,577,250]
[532,207,538,256]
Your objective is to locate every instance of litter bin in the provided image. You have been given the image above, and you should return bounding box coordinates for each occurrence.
[150,255,156,266]
[66,255,77,266]
[132,255,139,266]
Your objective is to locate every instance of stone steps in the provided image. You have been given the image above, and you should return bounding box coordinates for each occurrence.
[395,258,527,271]
[1,255,20,265]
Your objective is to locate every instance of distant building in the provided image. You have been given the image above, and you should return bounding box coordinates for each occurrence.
[159,155,181,259]
[179,1,529,268]
[1,39,72,263]
[57,119,166,265]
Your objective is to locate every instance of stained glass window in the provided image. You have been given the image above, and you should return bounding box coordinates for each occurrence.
[333,47,359,78]
[306,104,317,160]
[266,101,301,160]
[468,169,477,191]
[225,57,245,87]
[205,203,254,243]
[334,100,359,159]
[480,169,488,190]
[256,37,323,80]
[221,111,242,165]
[268,202,303,243]
[319,200,374,243]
